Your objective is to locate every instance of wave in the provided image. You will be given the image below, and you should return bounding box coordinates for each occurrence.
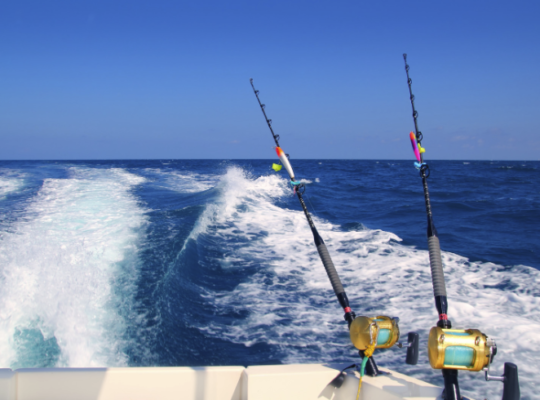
[142,168,219,193]
[0,167,148,368]
[0,170,26,199]
[496,164,538,171]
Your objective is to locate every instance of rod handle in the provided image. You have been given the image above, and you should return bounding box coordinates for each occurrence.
[428,235,447,298]
[316,242,345,296]
[316,238,354,325]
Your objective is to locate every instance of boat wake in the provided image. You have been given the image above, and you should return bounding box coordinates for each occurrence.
[0,167,148,368]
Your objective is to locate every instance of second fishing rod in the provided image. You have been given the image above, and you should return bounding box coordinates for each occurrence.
[249,78,418,381]
[403,54,520,400]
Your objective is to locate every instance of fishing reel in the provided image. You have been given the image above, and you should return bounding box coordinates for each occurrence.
[428,327,492,371]
[428,327,520,400]
[350,316,399,350]
[349,316,419,367]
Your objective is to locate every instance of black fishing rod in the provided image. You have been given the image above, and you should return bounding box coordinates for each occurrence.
[403,54,520,400]
[250,79,419,393]
[249,78,355,327]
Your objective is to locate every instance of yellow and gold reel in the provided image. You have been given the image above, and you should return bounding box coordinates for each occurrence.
[428,327,492,371]
[349,316,400,351]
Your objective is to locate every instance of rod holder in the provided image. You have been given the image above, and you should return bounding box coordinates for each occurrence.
[359,351,380,377]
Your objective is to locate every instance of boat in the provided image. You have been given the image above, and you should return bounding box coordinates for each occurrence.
[0,363,444,400]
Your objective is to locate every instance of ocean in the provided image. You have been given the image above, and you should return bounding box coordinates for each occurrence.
[0,159,538,399]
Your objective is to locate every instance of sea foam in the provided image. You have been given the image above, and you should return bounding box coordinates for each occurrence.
[0,167,148,368]
[0,171,25,199]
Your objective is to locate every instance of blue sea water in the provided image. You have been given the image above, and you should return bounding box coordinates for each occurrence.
[0,159,538,399]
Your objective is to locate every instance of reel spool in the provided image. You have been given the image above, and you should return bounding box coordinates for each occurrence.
[428,327,495,371]
[349,316,400,350]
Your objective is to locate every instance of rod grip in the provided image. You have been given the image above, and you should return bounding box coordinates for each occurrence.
[316,243,345,296]
[428,235,447,297]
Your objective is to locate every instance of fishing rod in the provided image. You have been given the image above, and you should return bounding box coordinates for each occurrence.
[250,79,419,390]
[250,78,355,326]
[403,54,520,400]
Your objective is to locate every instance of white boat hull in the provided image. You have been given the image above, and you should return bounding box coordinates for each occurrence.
[0,363,445,400]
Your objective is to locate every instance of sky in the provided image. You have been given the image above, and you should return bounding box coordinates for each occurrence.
[1,0,539,160]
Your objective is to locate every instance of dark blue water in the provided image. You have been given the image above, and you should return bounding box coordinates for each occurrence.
[0,159,537,399]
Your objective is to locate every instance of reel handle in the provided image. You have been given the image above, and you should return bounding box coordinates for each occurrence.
[397,332,419,365]
[484,344,520,399]
[486,362,520,400]
[502,363,520,400]
[405,332,419,365]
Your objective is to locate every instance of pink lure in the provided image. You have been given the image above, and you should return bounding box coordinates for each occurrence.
[409,132,421,163]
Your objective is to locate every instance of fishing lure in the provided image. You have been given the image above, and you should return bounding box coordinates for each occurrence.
[409,131,426,169]
[409,131,421,163]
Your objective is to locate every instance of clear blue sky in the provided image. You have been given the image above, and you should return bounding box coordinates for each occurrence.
[1,0,538,160]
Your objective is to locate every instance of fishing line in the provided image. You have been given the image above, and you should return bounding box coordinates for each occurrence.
[305,194,318,216]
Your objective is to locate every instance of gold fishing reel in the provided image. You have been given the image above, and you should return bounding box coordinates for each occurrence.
[428,327,494,371]
[349,316,400,350]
